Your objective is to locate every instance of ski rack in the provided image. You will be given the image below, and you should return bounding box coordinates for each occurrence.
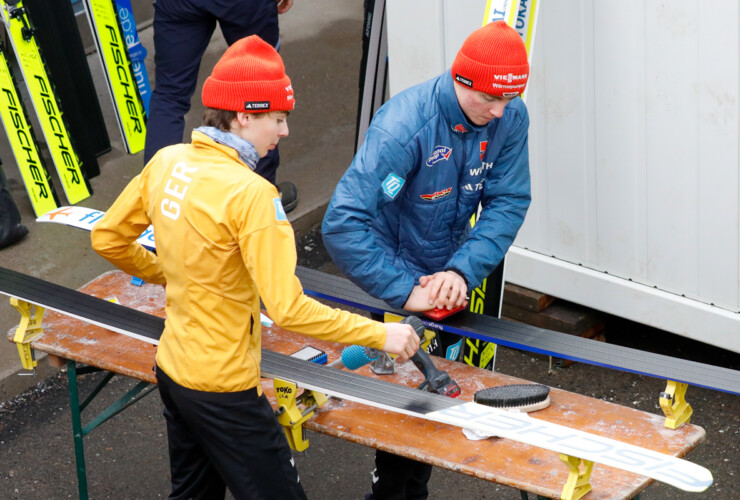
[1,0,90,204]
[82,0,146,154]
[0,40,57,216]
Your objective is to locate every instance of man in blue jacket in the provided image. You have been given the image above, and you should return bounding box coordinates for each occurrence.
[322,21,532,499]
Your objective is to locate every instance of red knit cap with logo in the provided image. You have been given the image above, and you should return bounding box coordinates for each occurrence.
[451,21,529,98]
[202,35,295,112]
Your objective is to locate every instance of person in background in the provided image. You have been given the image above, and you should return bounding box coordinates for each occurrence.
[322,21,532,500]
[0,165,28,250]
[144,0,299,213]
[93,36,419,500]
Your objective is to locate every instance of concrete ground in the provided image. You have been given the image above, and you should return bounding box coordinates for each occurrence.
[0,2,738,499]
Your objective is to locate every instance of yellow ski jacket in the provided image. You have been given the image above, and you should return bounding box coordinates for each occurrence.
[92,131,386,393]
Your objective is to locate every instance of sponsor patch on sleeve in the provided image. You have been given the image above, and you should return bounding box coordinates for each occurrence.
[381,173,405,199]
[273,197,287,221]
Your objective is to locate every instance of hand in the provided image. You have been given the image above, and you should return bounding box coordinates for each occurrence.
[382,322,419,363]
[419,271,467,310]
[402,285,435,311]
[276,0,294,14]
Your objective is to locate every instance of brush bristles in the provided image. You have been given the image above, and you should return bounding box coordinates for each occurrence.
[474,384,551,413]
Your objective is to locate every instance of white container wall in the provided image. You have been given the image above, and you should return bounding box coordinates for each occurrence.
[386,0,740,352]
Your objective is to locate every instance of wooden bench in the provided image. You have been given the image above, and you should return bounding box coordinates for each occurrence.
[5,270,708,499]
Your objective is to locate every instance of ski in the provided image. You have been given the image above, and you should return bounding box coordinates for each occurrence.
[82,0,146,154]
[0,40,57,216]
[33,205,740,396]
[1,0,90,204]
[0,265,714,492]
[114,0,150,114]
[463,0,542,370]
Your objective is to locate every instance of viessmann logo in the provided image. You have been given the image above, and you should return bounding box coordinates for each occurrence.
[494,72,528,83]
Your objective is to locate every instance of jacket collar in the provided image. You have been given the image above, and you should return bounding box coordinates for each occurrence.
[194,126,260,169]
[439,72,486,136]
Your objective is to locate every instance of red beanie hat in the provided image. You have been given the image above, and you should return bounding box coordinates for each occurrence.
[202,35,295,112]
[451,21,529,98]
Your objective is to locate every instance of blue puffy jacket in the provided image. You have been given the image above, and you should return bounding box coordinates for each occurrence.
[322,71,531,308]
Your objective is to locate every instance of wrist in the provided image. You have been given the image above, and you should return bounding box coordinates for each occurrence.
[443,267,468,287]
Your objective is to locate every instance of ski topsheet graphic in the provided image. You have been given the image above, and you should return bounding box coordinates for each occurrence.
[83,0,146,154]
[1,0,90,204]
[37,205,155,250]
[0,266,714,493]
[0,41,57,216]
[114,0,150,114]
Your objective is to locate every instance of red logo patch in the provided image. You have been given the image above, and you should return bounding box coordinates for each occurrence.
[480,141,488,161]
[420,187,452,201]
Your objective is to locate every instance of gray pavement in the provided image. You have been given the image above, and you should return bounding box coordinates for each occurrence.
[0,2,738,499]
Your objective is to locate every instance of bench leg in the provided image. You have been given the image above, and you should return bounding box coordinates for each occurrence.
[66,360,89,500]
[65,361,156,499]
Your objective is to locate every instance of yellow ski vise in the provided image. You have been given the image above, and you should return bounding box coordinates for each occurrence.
[660,380,693,429]
[273,378,328,452]
[559,453,594,500]
[10,298,45,373]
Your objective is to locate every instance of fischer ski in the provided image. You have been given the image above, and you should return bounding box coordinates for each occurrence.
[83,0,146,154]
[0,40,57,216]
[0,266,714,493]
[1,0,90,204]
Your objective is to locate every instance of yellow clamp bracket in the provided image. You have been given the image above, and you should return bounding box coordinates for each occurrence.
[559,453,594,500]
[10,298,45,372]
[273,378,327,452]
[659,380,692,429]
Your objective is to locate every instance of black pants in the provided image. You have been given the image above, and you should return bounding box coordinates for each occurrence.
[369,314,462,499]
[156,366,306,500]
[144,0,280,184]
[0,167,27,250]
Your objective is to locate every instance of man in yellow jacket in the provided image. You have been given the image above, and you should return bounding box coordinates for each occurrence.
[92,36,419,500]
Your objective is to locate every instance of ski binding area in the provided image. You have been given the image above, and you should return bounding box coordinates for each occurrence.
[0,266,714,493]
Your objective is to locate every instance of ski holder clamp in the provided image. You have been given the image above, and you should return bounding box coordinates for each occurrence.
[559,454,595,500]
[659,380,693,429]
[10,298,45,374]
[273,378,327,452]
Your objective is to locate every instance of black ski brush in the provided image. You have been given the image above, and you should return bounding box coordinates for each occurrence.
[474,384,551,412]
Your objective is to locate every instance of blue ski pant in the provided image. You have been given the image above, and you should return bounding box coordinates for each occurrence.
[144,0,280,183]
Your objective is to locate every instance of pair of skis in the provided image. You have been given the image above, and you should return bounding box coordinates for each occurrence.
[0,0,149,217]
